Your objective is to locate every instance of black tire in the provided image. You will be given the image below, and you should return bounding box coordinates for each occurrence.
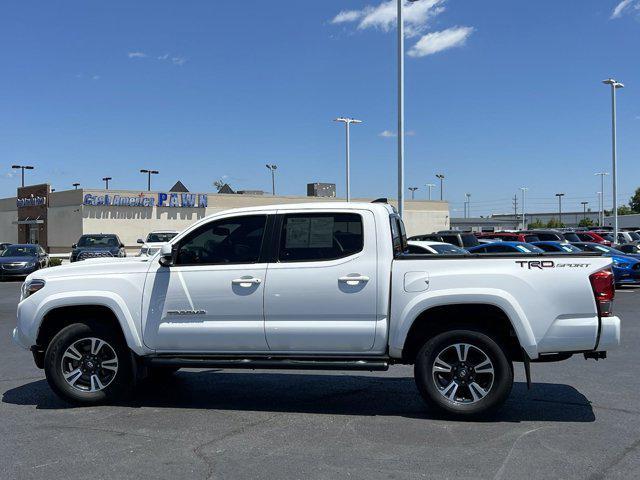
[414,329,513,417]
[44,322,132,405]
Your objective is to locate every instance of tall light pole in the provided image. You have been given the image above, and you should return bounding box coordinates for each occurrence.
[397,0,420,218]
[140,169,159,191]
[426,183,435,200]
[11,165,34,188]
[72,183,80,190]
[520,187,528,230]
[465,193,471,218]
[265,164,278,195]
[603,78,624,243]
[408,187,418,200]
[555,193,565,225]
[102,177,112,190]
[597,191,603,227]
[334,117,362,202]
[594,172,609,227]
[581,201,589,222]
[436,174,445,200]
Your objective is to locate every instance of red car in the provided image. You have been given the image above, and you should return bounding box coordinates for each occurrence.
[578,231,612,246]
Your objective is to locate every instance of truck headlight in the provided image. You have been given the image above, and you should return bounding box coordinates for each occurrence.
[21,279,46,300]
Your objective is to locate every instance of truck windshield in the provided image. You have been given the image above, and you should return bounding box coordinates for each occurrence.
[77,235,118,247]
[2,245,38,257]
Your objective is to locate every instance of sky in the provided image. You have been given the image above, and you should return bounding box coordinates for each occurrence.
[0,0,639,217]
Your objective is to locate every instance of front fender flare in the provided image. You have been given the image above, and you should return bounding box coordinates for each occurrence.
[33,291,151,356]
[389,288,538,360]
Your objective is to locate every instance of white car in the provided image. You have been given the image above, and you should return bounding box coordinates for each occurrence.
[13,202,620,417]
[137,230,179,256]
[407,240,468,255]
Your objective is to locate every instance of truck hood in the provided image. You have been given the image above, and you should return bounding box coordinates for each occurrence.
[27,256,152,280]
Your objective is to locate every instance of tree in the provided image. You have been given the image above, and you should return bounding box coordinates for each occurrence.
[528,219,545,229]
[546,218,565,228]
[578,218,594,227]
[617,205,633,216]
[630,187,640,213]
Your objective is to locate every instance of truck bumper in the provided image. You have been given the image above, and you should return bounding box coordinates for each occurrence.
[597,315,621,351]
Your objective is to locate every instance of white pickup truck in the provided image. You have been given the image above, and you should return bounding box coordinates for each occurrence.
[13,202,620,417]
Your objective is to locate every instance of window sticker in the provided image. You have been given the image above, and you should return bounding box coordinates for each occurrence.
[309,217,334,248]
[285,217,311,248]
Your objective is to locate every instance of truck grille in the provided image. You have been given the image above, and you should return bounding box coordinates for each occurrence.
[77,251,114,261]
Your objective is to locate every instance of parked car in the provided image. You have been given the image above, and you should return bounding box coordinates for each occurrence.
[13,202,620,417]
[617,243,640,255]
[576,231,612,246]
[467,241,544,254]
[0,244,49,280]
[617,231,640,244]
[571,242,640,286]
[409,231,480,248]
[137,230,179,257]
[477,232,538,243]
[530,241,583,253]
[70,234,126,262]
[407,240,468,255]
[519,230,567,242]
[0,242,12,253]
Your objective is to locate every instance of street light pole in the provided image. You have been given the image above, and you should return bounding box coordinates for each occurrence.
[265,164,278,195]
[334,117,362,202]
[426,183,435,200]
[408,187,418,200]
[140,169,159,191]
[72,183,80,190]
[11,165,34,188]
[603,78,624,243]
[465,193,471,218]
[520,187,528,230]
[436,174,445,200]
[594,172,609,227]
[581,201,589,222]
[596,191,603,226]
[555,193,565,225]
[102,177,112,190]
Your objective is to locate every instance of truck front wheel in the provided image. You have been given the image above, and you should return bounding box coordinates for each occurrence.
[44,322,132,405]
[414,329,513,417]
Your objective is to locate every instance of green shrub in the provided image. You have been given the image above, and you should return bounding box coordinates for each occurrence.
[48,257,63,267]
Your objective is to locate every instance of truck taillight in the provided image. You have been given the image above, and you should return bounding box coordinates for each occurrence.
[590,268,614,317]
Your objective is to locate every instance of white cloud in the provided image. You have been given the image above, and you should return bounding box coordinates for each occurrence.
[128,51,147,58]
[332,0,446,37]
[611,0,635,18]
[407,26,474,57]
[171,56,187,66]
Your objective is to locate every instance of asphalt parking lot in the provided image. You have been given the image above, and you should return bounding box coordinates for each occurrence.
[1,281,638,480]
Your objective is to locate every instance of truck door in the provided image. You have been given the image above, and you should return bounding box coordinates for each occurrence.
[264,210,378,353]
[142,214,271,352]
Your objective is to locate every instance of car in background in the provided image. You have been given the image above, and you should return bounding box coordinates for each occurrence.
[137,230,179,257]
[617,243,640,255]
[530,241,583,253]
[409,231,479,249]
[476,232,537,243]
[70,234,126,262]
[0,244,49,280]
[467,241,544,254]
[0,242,11,253]
[571,242,640,286]
[406,240,468,255]
[576,231,612,246]
[520,230,567,242]
[618,231,640,244]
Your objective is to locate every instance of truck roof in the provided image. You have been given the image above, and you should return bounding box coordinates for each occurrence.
[206,201,395,217]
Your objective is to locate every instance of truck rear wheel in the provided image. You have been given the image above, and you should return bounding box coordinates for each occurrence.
[414,329,513,417]
[44,322,132,405]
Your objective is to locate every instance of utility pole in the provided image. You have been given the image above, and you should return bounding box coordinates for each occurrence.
[465,193,471,218]
[436,174,445,200]
[581,201,589,222]
[602,78,624,244]
[519,187,528,230]
[556,193,565,226]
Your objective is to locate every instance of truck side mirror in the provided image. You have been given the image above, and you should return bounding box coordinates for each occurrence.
[159,243,175,267]
[137,238,144,244]
[72,243,77,249]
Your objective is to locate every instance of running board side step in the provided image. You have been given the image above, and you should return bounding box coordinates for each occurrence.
[144,357,390,371]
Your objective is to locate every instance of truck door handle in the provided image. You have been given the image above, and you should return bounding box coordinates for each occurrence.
[339,275,370,285]
[232,277,262,287]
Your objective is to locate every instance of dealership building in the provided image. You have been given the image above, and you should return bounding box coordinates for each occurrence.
[0,184,450,254]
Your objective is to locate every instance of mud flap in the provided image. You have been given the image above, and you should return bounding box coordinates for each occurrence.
[523,349,532,390]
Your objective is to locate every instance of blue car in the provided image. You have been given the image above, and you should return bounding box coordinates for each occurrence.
[530,241,583,253]
[467,241,544,254]
[571,242,640,286]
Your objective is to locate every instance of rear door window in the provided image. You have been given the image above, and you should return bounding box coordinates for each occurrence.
[278,212,363,262]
